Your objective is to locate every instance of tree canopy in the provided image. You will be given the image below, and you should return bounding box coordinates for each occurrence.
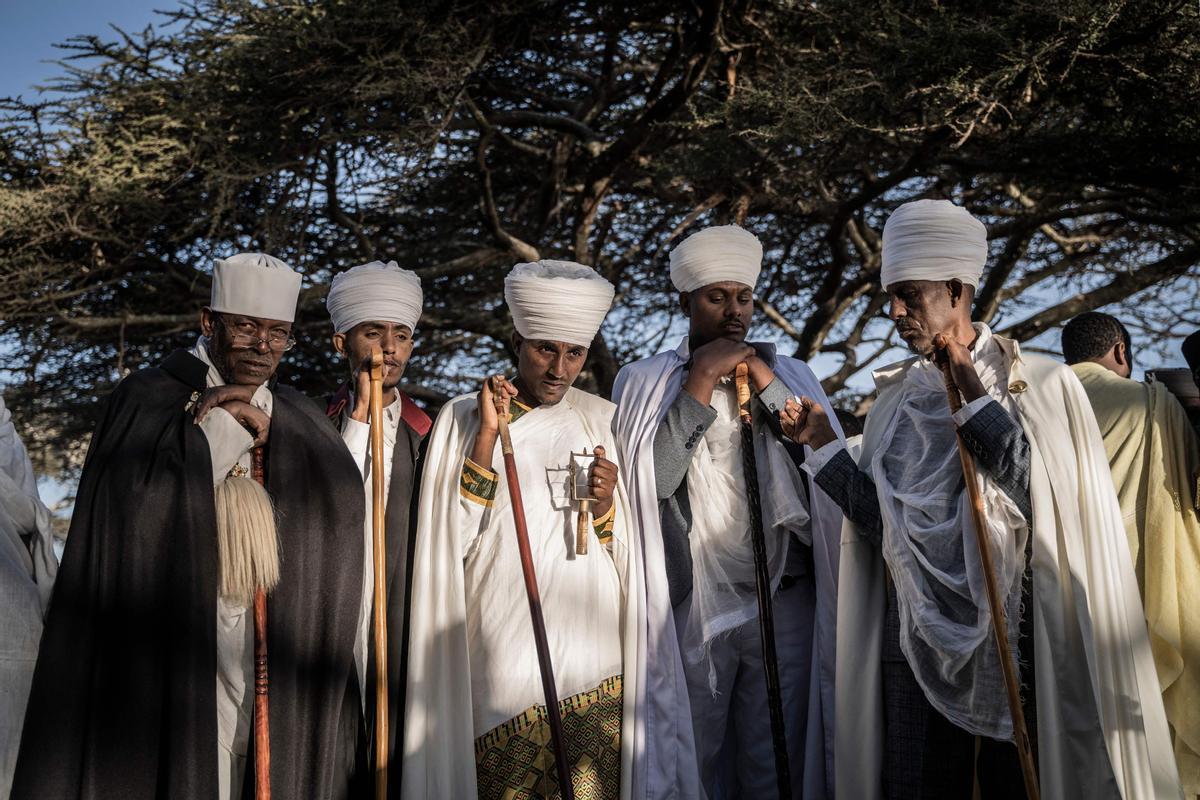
[2,0,1198,474]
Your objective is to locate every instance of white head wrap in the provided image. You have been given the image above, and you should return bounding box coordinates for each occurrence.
[326,260,423,334]
[210,252,303,322]
[881,200,987,291]
[503,260,614,347]
[669,225,763,293]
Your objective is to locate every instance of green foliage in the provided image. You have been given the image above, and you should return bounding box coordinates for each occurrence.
[2,0,1198,474]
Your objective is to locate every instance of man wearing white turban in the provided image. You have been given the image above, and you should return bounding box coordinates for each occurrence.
[324,260,431,796]
[611,224,847,799]
[782,199,1181,799]
[403,260,643,800]
[13,253,368,800]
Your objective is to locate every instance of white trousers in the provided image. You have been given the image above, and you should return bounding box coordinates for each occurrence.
[678,578,815,800]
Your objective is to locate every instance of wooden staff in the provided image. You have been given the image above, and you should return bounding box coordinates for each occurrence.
[250,447,271,800]
[368,347,390,800]
[575,502,591,556]
[494,382,576,800]
[734,363,792,800]
[939,358,1040,800]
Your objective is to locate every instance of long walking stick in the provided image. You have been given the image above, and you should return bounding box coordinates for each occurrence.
[368,348,390,800]
[734,363,792,800]
[494,382,576,800]
[939,362,1040,800]
[250,447,271,800]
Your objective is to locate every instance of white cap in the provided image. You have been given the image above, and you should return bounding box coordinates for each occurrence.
[669,225,763,293]
[504,260,614,347]
[210,253,303,322]
[326,260,423,334]
[881,200,987,291]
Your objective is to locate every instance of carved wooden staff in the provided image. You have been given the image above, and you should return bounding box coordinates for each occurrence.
[938,352,1039,800]
[734,363,792,800]
[368,348,390,800]
[493,379,575,800]
[250,447,271,800]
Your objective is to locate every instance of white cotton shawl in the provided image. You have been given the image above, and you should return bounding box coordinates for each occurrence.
[504,260,614,347]
[326,260,423,334]
[401,387,642,800]
[835,334,1183,800]
[874,325,1028,740]
[881,200,986,291]
[612,340,846,799]
[669,225,763,293]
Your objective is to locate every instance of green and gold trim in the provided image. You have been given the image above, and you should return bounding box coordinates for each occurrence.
[460,456,499,507]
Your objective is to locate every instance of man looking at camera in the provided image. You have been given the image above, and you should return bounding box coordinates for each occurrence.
[13,253,366,800]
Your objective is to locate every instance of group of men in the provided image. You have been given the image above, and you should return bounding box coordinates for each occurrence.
[2,199,1198,800]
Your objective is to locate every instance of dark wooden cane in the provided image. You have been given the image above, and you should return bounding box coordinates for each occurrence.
[734,363,792,799]
[250,447,271,800]
[495,399,576,800]
[939,364,1040,800]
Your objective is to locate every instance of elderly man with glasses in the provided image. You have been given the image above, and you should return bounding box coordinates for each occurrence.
[12,253,368,800]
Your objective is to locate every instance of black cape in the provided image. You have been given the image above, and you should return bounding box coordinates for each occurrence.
[325,383,430,799]
[12,350,365,800]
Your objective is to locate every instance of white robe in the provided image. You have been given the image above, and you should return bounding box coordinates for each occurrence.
[0,394,57,800]
[611,339,845,800]
[402,387,643,799]
[835,334,1182,799]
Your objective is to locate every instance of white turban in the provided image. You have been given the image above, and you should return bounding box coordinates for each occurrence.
[669,225,763,293]
[503,260,614,347]
[881,200,987,291]
[326,260,423,334]
[210,252,303,323]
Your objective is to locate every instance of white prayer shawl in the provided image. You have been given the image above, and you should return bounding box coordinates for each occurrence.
[0,394,57,799]
[611,339,845,800]
[875,325,1027,740]
[835,334,1182,800]
[402,387,643,800]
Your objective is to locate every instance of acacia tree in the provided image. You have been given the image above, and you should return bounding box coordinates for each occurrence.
[1,0,1197,474]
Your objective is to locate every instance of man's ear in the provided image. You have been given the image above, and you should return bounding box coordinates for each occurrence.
[679,291,691,318]
[332,331,347,357]
[200,307,216,337]
[510,332,524,354]
[1113,340,1128,367]
[947,279,966,307]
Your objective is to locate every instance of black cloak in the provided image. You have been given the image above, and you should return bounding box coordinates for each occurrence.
[11,350,365,800]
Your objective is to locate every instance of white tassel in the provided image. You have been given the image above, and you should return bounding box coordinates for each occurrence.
[214,476,280,606]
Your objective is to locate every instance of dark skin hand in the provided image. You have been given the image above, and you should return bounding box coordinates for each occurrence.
[333,321,414,422]
[193,387,271,447]
[680,281,774,405]
[469,373,618,518]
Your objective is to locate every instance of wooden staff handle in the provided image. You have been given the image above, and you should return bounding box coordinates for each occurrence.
[368,347,389,800]
[940,365,1040,800]
[575,500,591,556]
[735,362,752,423]
[251,447,271,800]
[495,398,576,800]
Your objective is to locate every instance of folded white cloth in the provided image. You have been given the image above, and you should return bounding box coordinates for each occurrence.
[326,260,423,334]
[881,200,986,291]
[669,225,762,293]
[211,253,302,323]
[504,260,614,347]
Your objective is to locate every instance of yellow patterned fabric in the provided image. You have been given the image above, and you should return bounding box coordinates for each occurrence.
[474,675,622,800]
[591,505,616,544]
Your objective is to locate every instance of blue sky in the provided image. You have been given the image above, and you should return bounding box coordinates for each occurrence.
[0,0,171,99]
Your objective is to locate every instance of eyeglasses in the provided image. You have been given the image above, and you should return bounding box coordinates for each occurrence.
[218,317,296,352]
